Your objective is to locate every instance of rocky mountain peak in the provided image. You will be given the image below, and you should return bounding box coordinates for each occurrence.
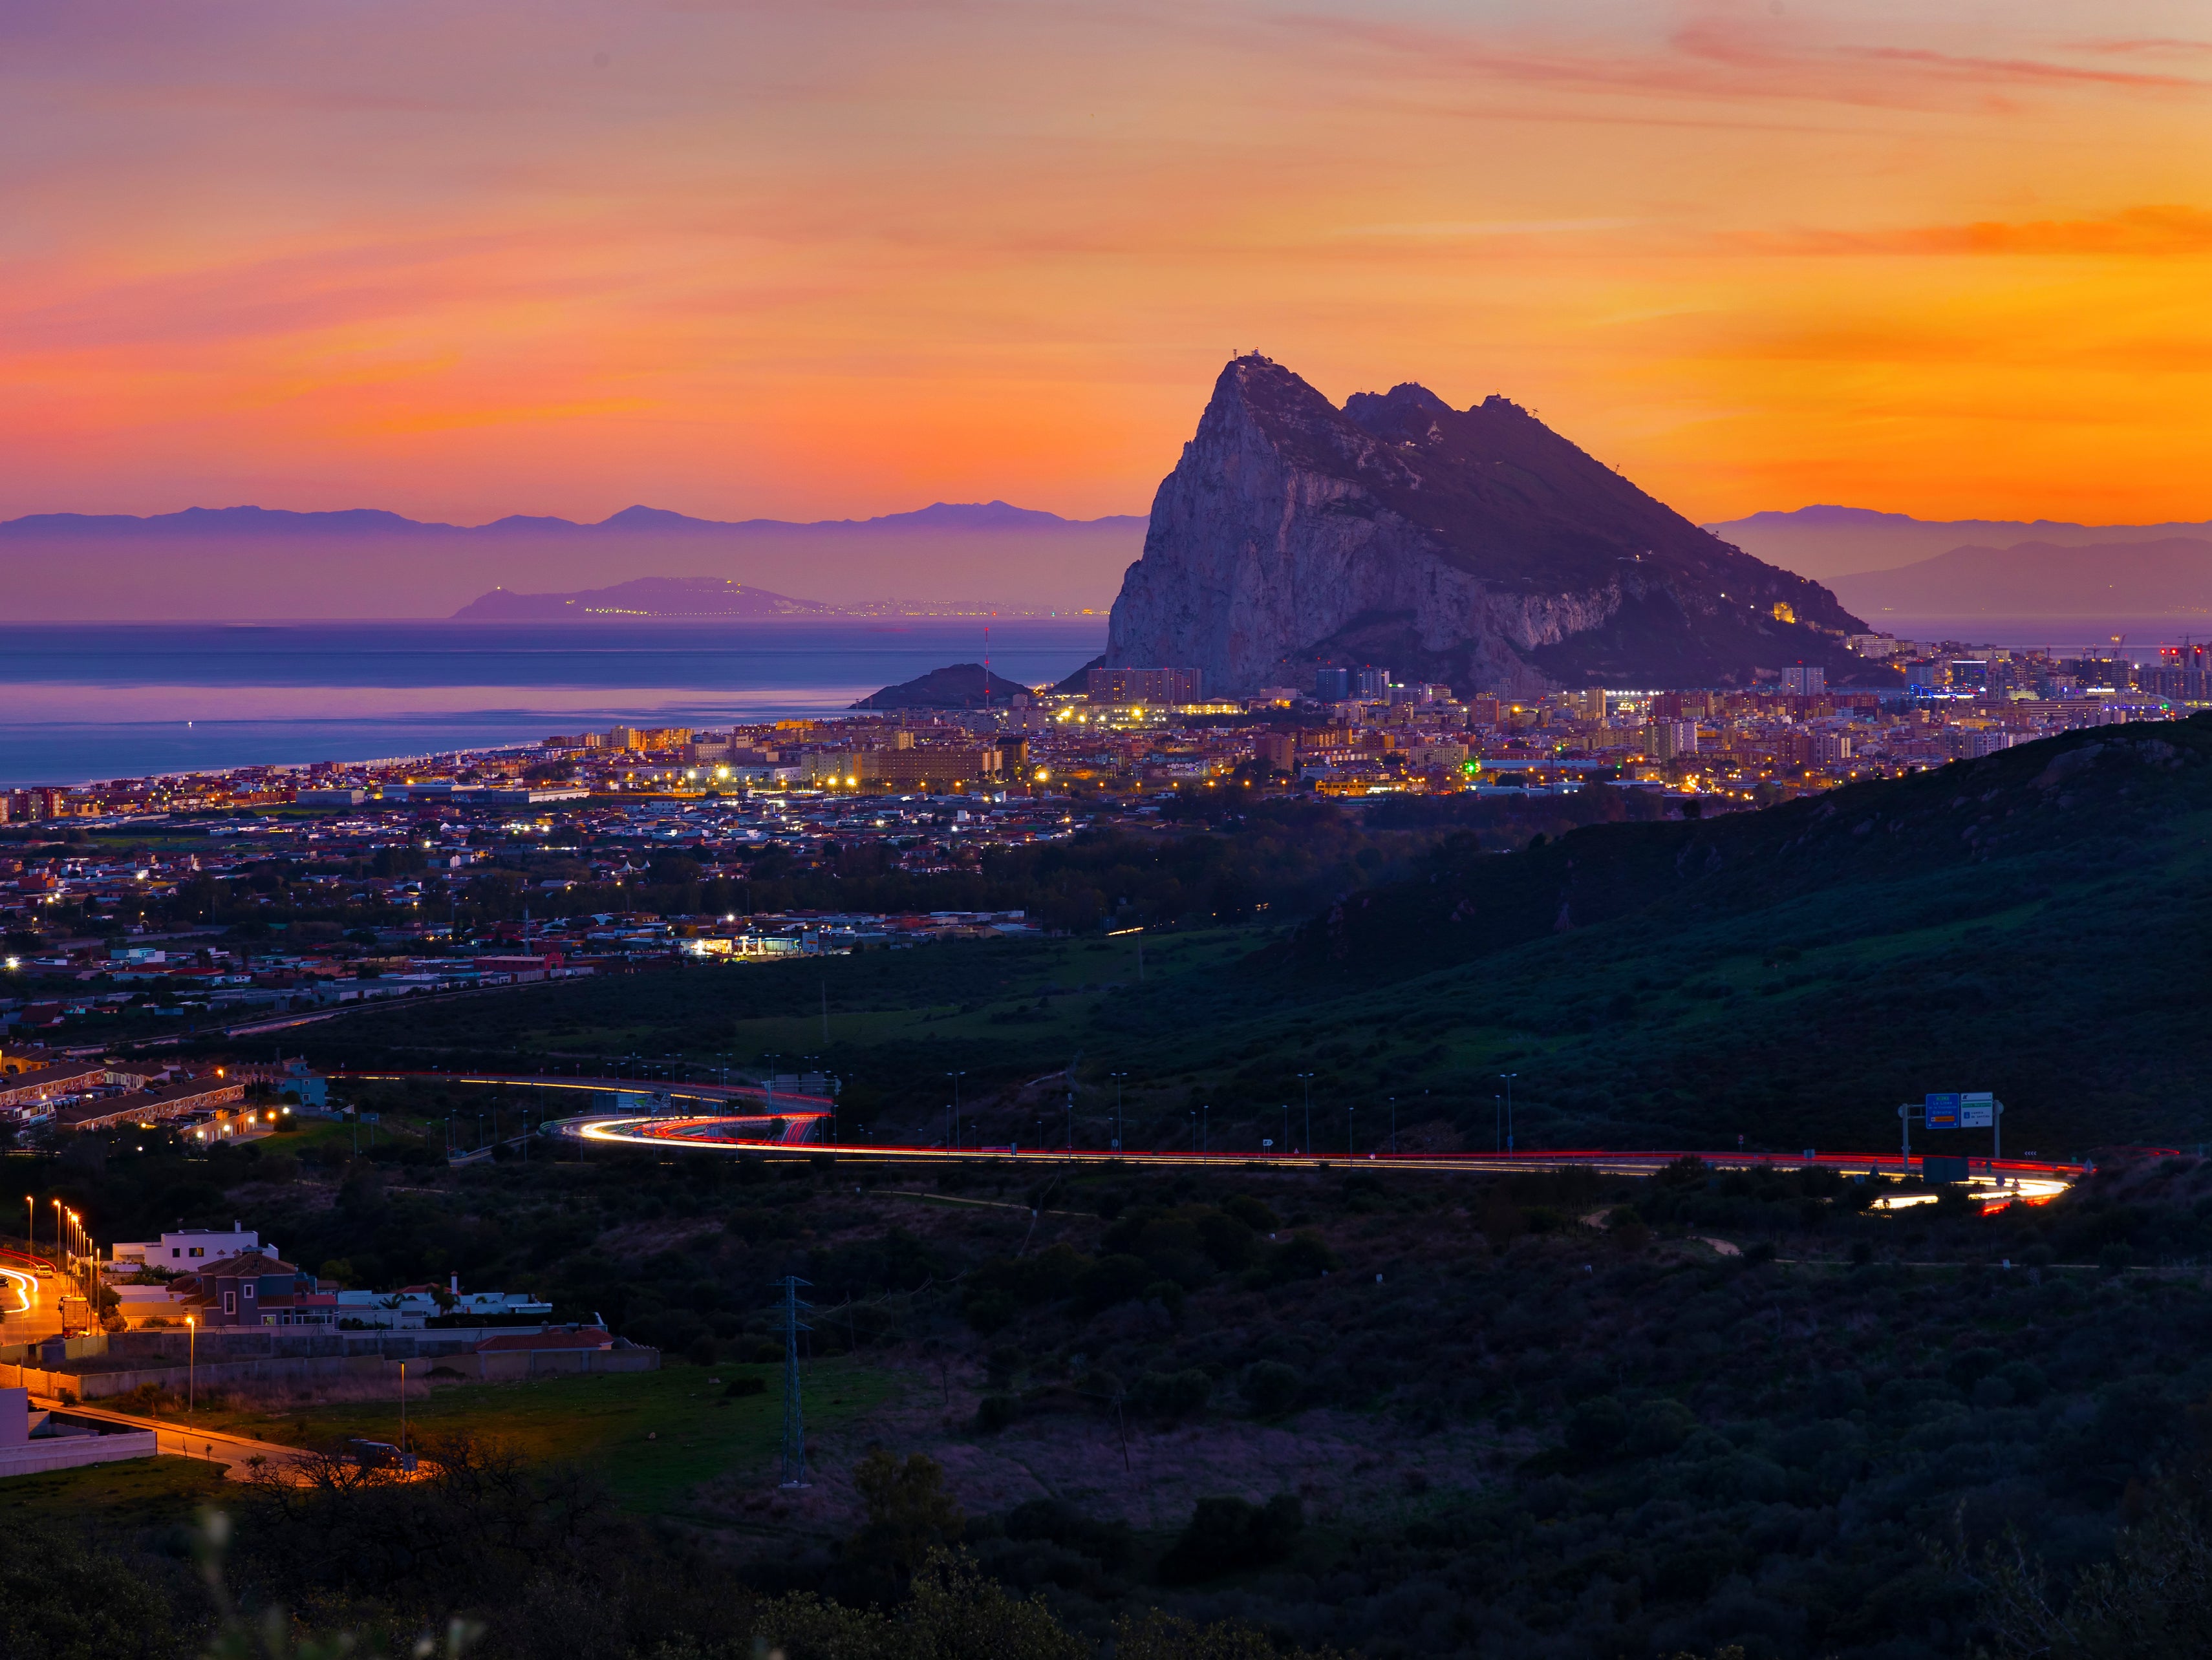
[1104,357,1870,693]
[1342,381,1454,431]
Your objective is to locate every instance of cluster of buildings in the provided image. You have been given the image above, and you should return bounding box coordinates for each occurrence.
[0,1053,257,1136]
[4,638,2195,825]
[98,1227,554,1332]
[0,641,2191,1022]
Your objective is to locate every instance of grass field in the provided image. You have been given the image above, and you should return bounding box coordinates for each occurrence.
[0,1454,228,1526]
[188,1360,901,1513]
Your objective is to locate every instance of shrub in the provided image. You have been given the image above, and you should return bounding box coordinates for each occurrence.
[725,1376,767,1398]
[1255,1232,1335,1286]
[1221,1195,1279,1232]
[1629,1398,1697,1455]
[1243,1360,1302,1418]
[1156,1494,1304,1585]
[1130,1368,1212,1421]
[964,1291,1018,1334]
[975,1394,1020,1433]
[848,1451,965,1576]
[1075,1253,1154,1313]
[1565,1395,1628,1456]
[1812,1370,1867,1418]
[1005,1498,1133,1571]
[1607,1207,1651,1250]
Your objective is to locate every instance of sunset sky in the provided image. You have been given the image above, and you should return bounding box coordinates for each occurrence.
[5,0,2211,527]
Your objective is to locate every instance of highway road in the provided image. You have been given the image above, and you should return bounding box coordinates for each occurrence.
[336,1069,833,1145]
[321,1070,2078,1206]
[552,1111,2081,1207]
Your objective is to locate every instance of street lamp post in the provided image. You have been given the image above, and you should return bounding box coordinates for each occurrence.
[945,1071,965,1151]
[1500,1073,1518,1153]
[186,1315,196,1411]
[1297,1074,1314,1155]
[1109,1073,1127,1153]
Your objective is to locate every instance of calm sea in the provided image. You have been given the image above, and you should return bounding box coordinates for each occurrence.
[0,620,1106,787]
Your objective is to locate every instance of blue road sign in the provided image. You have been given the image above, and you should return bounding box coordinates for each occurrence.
[1925,1092,1962,1129]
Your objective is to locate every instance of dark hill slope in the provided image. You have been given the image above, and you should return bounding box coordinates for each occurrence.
[1218,717,2212,1153]
[1299,718,2207,983]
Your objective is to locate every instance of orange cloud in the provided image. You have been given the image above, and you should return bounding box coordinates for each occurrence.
[1739,206,2212,257]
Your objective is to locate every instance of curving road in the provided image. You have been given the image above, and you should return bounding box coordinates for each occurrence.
[334,1070,832,1144]
[327,1071,2079,1206]
[552,1112,2081,1206]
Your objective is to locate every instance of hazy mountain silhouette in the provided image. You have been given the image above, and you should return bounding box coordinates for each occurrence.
[0,502,1144,619]
[1706,504,2212,583]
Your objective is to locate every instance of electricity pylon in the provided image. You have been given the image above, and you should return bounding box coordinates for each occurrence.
[777,1275,812,1489]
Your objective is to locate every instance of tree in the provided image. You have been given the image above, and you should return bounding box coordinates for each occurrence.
[850,1450,965,1575]
[1977,1472,2212,1659]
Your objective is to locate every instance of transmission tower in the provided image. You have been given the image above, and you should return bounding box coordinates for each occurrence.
[777,1274,813,1489]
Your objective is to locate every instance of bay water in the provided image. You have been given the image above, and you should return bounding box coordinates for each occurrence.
[0,619,1106,787]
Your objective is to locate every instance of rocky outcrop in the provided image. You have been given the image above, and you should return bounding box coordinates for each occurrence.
[1104,357,1868,694]
[851,663,1033,710]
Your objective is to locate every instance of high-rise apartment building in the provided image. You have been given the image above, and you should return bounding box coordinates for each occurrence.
[1087,667,1202,705]
[1781,665,1827,696]
[1650,721,1699,760]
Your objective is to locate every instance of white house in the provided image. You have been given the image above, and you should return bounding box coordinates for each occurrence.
[111,1222,278,1271]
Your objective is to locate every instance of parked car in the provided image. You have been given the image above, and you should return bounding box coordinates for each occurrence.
[346,1438,418,1473]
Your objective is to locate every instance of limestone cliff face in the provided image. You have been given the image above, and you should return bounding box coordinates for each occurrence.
[1104,357,1866,694]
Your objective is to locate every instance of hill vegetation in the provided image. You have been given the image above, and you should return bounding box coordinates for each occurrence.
[22,1138,2212,1659]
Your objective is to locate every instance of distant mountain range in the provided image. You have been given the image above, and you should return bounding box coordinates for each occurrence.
[3,499,1139,539]
[451,577,836,621]
[16,488,2207,628]
[1831,538,2212,621]
[448,575,1029,621]
[1706,504,2212,583]
[0,501,1144,620]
